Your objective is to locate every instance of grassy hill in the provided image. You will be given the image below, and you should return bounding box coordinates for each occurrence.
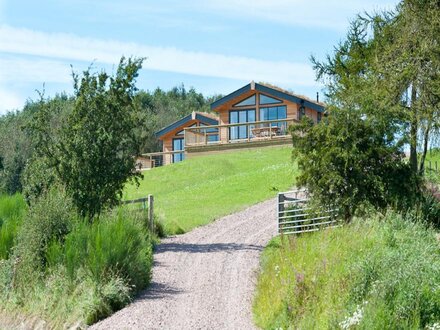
[125,146,297,234]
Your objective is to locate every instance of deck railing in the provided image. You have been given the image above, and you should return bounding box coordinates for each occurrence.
[137,150,185,169]
[184,118,298,147]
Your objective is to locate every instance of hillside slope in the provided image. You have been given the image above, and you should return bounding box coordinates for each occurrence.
[125,146,296,234]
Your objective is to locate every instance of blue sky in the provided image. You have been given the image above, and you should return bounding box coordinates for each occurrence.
[0,0,398,114]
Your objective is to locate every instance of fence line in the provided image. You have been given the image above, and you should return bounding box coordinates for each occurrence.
[122,194,155,233]
[277,190,340,235]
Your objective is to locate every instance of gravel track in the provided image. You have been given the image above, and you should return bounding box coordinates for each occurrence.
[91,198,277,330]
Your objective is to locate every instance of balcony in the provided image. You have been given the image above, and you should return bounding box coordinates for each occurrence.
[184,118,297,150]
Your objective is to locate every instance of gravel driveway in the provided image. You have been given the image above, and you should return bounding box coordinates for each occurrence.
[91,198,277,330]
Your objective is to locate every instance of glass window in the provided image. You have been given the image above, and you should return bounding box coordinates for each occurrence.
[233,95,256,107]
[259,94,282,105]
[229,109,256,140]
[259,106,287,121]
[317,112,322,123]
[172,138,184,163]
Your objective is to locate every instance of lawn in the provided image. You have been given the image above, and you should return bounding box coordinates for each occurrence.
[125,146,297,234]
[253,212,440,329]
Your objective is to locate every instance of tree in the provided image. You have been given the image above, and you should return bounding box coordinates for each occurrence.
[312,0,440,177]
[375,0,440,174]
[29,57,145,218]
[291,110,417,221]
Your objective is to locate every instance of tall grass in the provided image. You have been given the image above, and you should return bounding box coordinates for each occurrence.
[0,194,26,259]
[0,191,153,328]
[253,212,440,329]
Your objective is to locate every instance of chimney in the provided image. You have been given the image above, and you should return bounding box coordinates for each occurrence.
[251,80,255,90]
[316,92,319,103]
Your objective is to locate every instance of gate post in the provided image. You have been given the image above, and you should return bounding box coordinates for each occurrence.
[148,194,154,234]
[278,193,285,234]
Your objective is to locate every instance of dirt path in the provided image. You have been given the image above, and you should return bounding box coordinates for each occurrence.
[91,198,277,330]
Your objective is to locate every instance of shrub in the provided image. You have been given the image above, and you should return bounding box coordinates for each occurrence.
[13,188,75,285]
[290,112,419,221]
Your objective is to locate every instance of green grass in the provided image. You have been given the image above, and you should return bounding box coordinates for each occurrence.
[253,212,440,329]
[125,146,297,234]
[0,194,26,259]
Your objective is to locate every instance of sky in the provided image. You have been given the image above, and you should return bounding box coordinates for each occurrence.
[0,0,399,115]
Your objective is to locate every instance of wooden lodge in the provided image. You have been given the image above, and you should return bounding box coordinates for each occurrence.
[140,81,325,167]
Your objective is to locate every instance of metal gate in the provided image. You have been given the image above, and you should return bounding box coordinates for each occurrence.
[277,189,340,235]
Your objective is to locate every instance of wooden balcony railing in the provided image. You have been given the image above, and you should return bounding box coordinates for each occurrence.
[184,118,298,147]
[137,150,185,168]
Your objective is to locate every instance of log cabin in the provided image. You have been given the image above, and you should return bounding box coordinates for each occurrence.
[150,81,325,166]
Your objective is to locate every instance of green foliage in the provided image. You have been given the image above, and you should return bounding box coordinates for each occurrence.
[0,194,26,259]
[291,110,418,220]
[312,0,440,175]
[253,211,440,329]
[125,146,297,234]
[21,156,58,205]
[13,188,75,285]
[1,193,153,327]
[28,57,145,218]
[46,209,152,291]
[0,84,216,196]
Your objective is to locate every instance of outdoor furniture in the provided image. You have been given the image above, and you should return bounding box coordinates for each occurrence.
[251,126,280,137]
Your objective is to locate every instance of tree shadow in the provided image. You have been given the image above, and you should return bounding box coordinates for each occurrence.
[155,242,263,254]
[135,282,184,301]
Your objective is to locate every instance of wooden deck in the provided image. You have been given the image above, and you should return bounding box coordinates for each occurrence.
[185,135,291,156]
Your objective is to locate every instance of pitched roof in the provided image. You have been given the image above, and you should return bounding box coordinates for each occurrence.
[155,111,219,138]
[210,82,325,113]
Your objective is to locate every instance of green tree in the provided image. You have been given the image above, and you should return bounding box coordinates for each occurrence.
[312,0,440,176]
[29,57,145,218]
[291,111,417,221]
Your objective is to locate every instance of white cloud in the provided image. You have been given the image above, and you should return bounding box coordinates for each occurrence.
[197,0,398,30]
[0,57,72,84]
[0,25,316,87]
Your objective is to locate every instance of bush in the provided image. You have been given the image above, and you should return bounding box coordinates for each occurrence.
[13,188,75,285]
[290,110,420,221]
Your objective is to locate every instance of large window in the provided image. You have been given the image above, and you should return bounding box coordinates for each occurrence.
[229,109,256,140]
[259,105,287,122]
[172,138,184,163]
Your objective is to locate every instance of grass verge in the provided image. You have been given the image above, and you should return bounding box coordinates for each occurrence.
[253,212,440,329]
[125,146,296,234]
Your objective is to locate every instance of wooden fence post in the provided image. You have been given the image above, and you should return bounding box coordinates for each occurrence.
[148,194,154,234]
